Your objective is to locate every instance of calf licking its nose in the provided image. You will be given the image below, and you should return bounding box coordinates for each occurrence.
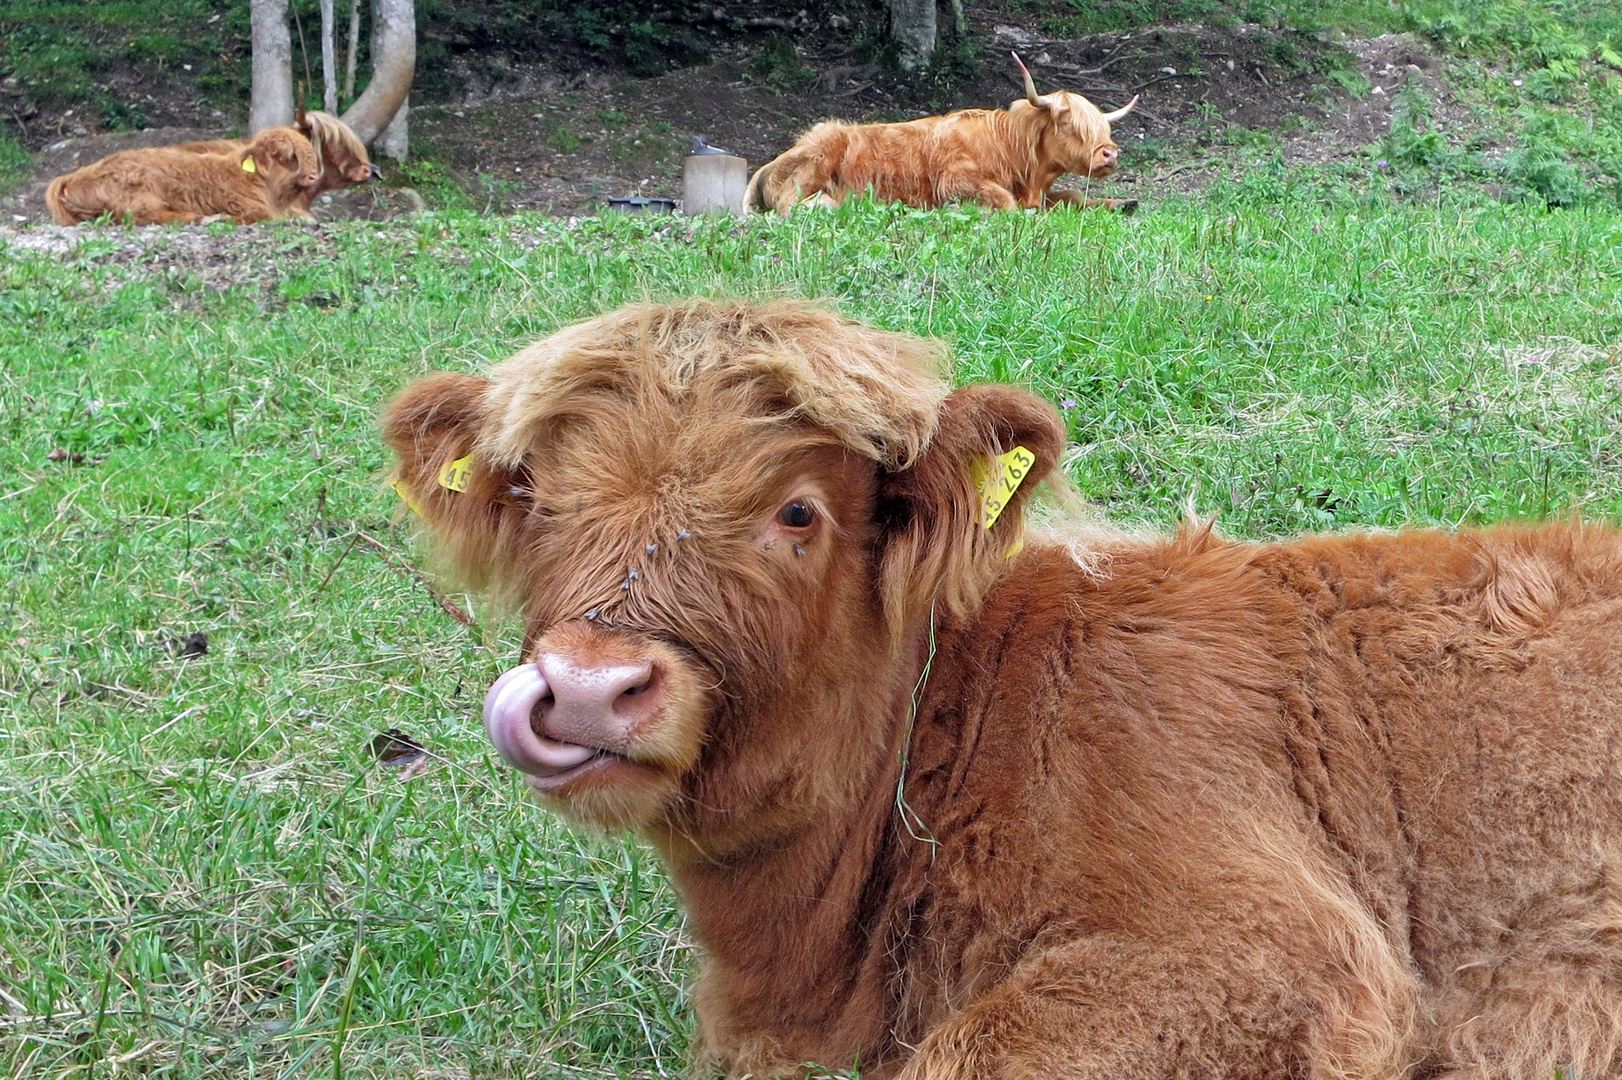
[387,299,1622,1080]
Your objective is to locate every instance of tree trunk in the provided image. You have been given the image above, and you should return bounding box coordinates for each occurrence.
[888,0,936,71]
[341,0,414,145]
[343,0,361,102]
[249,0,295,133]
[320,0,338,113]
[376,92,409,161]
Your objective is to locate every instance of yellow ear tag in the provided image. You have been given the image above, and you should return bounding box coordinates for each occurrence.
[240,156,257,173]
[389,474,424,517]
[973,445,1036,531]
[437,452,475,493]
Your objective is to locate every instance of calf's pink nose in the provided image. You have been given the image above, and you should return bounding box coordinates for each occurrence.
[536,652,658,748]
[484,664,598,776]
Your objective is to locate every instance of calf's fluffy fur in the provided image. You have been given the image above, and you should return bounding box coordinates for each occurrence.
[387,299,1622,1080]
[46,127,318,226]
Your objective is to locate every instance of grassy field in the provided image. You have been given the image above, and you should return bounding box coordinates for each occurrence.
[3,191,1622,1078]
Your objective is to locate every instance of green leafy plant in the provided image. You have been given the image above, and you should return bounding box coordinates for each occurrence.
[750,38,813,89]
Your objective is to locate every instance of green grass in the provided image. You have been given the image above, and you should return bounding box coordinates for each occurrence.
[3,193,1622,1077]
[0,0,248,112]
[0,128,33,198]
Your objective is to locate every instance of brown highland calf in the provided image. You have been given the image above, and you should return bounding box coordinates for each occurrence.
[386,299,1622,1080]
[46,126,318,226]
[177,109,379,214]
[745,54,1137,214]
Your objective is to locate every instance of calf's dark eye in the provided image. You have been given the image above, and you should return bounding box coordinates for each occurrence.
[778,501,814,528]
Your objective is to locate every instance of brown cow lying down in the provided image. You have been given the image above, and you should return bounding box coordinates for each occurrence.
[177,109,378,214]
[46,127,318,226]
[386,299,1622,1080]
[746,54,1137,214]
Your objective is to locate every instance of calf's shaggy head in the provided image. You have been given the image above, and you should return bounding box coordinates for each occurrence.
[245,127,321,191]
[385,301,1060,841]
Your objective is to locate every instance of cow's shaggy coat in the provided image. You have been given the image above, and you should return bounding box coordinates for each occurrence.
[46,127,318,225]
[386,300,1622,1080]
[745,61,1136,214]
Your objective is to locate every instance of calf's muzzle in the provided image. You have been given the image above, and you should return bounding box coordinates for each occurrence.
[483,649,663,783]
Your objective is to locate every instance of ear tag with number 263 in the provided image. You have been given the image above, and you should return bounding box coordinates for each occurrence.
[973,445,1035,530]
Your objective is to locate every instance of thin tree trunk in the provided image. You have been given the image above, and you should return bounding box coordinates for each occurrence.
[249,0,295,133]
[888,0,936,71]
[375,92,409,161]
[320,0,338,112]
[343,0,361,102]
[341,0,414,145]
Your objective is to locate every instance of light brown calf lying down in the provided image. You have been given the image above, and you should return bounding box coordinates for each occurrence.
[46,126,318,226]
[178,110,378,213]
[388,299,1622,1080]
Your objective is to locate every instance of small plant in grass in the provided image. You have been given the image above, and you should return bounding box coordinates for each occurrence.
[1371,78,1481,200]
[1323,66,1373,97]
[98,97,148,132]
[384,158,476,210]
[0,128,33,197]
[1502,135,1586,208]
[548,127,583,153]
[750,38,813,89]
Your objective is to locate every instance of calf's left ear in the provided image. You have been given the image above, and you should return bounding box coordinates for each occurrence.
[876,384,1064,638]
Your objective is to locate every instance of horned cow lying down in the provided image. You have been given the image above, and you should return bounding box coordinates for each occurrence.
[46,126,318,226]
[746,55,1137,214]
[387,300,1622,1080]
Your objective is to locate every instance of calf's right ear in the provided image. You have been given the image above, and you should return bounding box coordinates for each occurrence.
[383,372,517,592]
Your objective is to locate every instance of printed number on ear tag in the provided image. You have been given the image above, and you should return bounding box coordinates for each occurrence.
[437,453,475,493]
[973,445,1036,530]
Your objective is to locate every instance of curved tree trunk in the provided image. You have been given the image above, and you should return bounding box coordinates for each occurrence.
[376,92,409,161]
[341,0,415,145]
[249,0,295,133]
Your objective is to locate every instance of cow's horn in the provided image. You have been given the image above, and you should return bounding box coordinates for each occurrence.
[1100,95,1140,123]
[1012,52,1040,106]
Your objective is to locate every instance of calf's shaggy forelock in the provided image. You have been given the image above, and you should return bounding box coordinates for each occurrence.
[387,299,1622,1080]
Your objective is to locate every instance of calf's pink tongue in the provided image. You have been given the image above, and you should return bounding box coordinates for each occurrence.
[483,664,600,776]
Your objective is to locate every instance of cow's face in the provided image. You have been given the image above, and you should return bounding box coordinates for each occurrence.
[324,145,377,186]
[385,303,1061,844]
[249,128,321,192]
[1016,91,1135,179]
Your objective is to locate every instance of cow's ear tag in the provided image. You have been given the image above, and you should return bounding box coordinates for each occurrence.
[972,445,1036,530]
[240,156,257,173]
[389,473,424,517]
[437,452,475,493]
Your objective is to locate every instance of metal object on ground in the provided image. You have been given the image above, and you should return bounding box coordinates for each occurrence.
[606,196,677,215]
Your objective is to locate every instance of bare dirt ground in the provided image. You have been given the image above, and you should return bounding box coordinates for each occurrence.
[1,10,1488,226]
